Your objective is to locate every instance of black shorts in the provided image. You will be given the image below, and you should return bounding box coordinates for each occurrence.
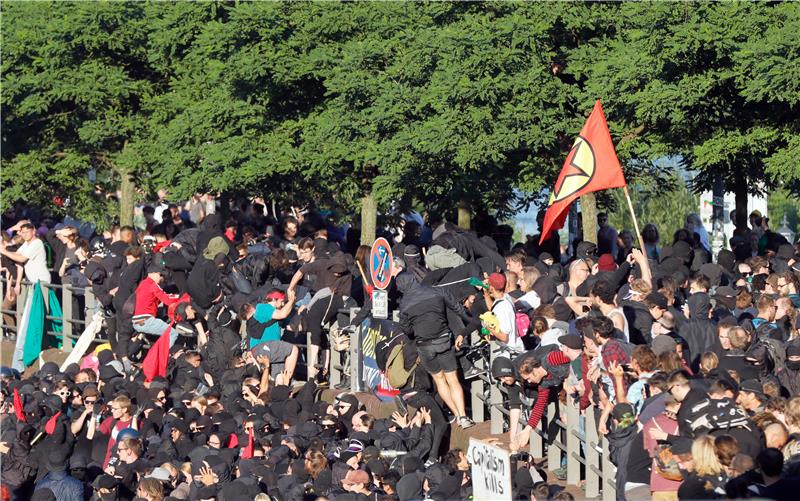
[417,339,457,374]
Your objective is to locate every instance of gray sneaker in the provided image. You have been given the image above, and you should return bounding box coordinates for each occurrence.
[458,416,475,429]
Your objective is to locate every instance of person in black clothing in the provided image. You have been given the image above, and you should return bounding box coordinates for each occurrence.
[158,420,194,462]
[287,249,352,380]
[718,326,760,382]
[395,272,474,429]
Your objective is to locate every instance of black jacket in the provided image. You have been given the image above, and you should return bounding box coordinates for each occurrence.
[187,258,222,309]
[396,274,469,342]
[622,300,654,345]
[112,259,145,312]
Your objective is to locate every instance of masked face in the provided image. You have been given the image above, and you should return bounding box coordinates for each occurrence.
[787,357,800,371]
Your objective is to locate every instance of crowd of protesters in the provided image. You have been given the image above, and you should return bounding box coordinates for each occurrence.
[1,196,800,501]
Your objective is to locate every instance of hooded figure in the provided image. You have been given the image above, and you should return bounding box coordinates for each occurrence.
[403,245,428,282]
[396,471,425,501]
[196,214,235,261]
[677,293,717,371]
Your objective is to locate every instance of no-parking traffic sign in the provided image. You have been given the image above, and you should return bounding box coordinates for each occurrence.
[369,237,393,290]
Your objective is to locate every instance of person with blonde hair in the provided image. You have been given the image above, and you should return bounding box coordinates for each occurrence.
[677,435,727,499]
[136,477,164,501]
[699,351,719,377]
[517,266,541,308]
[782,396,800,462]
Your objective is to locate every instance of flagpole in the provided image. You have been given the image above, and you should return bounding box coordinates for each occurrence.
[622,185,651,278]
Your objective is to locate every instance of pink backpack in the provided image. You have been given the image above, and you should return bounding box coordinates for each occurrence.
[515,312,531,338]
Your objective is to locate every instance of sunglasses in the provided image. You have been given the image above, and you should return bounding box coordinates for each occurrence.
[84,399,97,404]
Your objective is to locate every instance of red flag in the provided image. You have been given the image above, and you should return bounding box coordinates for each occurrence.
[539,100,627,244]
[44,411,62,435]
[241,428,254,459]
[13,389,26,422]
[142,323,172,382]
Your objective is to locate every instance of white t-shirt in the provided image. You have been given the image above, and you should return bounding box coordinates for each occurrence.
[492,294,524,353]
[517,290,541,310]
[18,238,51,284]
[540,327,563,347]
[607,307,629,342]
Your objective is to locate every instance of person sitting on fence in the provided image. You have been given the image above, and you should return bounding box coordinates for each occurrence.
[0,221,51,299]
[240,288,297,349]
[131,262,180,346]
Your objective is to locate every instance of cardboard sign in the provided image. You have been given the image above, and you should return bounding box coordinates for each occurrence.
[467,438,512,501]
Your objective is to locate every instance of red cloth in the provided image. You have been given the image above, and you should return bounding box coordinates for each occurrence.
[167,293,192,323]
[153,240,171,253]
[100,417,133,469]
[44,411,61,435]
[241,428,254,459]
[228,433,239,448]
[142,322,172,382]
[133,277,179,317]
[12,389,25,422]
[547,350,571,366]
[540,100,627,244]
[580,356,593,411]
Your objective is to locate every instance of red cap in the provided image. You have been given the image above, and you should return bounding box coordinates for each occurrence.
[597,253,617,272]
[265,290,286,301]
[488,272,506,291]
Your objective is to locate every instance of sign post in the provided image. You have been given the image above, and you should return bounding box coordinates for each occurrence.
[467,438,512,501]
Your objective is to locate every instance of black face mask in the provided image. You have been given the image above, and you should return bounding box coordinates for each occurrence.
[786,360,800,371]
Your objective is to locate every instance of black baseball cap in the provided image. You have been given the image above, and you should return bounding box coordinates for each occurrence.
[558,334,583,350]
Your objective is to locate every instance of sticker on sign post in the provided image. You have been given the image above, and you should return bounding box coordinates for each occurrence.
[371,289,388,319]
[467,438,512,501]
[369,237,393,290]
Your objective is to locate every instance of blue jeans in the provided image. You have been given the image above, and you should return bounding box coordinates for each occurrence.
[133,316,179,346]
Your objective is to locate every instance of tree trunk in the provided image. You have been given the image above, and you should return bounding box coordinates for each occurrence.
[119,170,135,227]
[734,180,748,231]
[457,202,471,230]
[580,193,598,244]
[360,191,377,245]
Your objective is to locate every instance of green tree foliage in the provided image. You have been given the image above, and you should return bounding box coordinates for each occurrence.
[768,189,800,237]
[572,2,800,220]
[3,2,797,232]
[608,171,699,244]
[1,2,157,228]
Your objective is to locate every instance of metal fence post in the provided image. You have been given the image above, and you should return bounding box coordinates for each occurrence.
[585,408,600,498]
[547,402,560,471]
[566,398,580,485]
[469,330,484,423]
[306,330,313,382]
[349,321,359,391]
[16,284,29,336]
[601,435,615,501]
[489,348,503,434]
[531,413,544,459]
[62,286,73,352]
